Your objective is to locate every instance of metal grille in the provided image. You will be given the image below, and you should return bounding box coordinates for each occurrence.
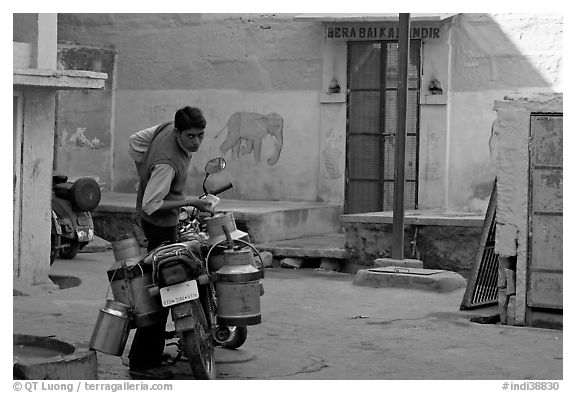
[349,43,381,89]
[347,135,381,179]
[348,91,381,133]
[461,180,499,309]
[347,180,382,213]
[345,40,421,214]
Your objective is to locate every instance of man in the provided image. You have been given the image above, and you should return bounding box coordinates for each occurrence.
[128,106,213,378]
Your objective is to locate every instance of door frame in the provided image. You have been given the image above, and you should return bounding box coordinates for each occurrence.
[344,39,422,214]
[13,91,24,275]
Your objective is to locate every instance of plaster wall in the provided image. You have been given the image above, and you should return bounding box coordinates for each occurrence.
[418,27,451,210]
[57,13,325,201]
[13,14,38,43]
[53,45,116,189]
[317,40,347,203]
[15,89,56,284]
[114,89,321,200]
[54,13,563,209]
[491,93,562,325]
[444,13,562,212]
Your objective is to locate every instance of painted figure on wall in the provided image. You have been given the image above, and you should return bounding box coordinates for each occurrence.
[216,112,284,165]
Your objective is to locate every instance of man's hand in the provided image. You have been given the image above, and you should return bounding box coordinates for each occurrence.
[190,198,214,213]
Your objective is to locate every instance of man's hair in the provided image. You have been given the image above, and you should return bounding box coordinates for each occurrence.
[174,106,206,132]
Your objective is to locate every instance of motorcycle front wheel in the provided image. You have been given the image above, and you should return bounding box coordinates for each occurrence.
[213,326,248,350]
[178,300,216,380]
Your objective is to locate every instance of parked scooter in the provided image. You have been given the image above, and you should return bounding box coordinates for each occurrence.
[51,173,101,264]
[93,158,264,380]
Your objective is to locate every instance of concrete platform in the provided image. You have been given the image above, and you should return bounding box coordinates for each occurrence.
[353,267,467,293]
[375,258,424,268]
[341,209,484,226]
[255,233,348,260]
[94,193,342,243]
[342,209,485,272]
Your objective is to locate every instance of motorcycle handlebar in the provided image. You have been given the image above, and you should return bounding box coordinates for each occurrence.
[210,182,233,196]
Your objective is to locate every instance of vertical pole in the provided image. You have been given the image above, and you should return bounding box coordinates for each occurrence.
[36,13,58,70]
[392,13,410,260]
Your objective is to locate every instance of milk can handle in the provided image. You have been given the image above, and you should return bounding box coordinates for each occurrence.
[205,239,265,275]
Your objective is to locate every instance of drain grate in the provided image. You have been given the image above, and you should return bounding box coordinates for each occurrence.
[461,180,499,309]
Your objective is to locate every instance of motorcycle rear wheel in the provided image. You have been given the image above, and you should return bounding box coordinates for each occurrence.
[179,300,216,380]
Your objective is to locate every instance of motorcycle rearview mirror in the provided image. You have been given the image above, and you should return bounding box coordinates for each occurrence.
[205,157,226,175]
[203,157,227,196]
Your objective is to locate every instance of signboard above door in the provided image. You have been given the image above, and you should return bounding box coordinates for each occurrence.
[326,23,442,41]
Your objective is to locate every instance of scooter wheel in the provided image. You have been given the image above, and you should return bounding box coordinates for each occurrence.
[59,240,81,259]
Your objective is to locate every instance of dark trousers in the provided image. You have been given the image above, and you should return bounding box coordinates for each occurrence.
[128,219,177,370]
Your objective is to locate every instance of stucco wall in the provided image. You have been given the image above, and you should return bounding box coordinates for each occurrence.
[419,23,451,210]
[492,92,562,325]
[113,89,321,200]
[14,14,39,43]
[55,45,116,190]
[444,13,562,212]
[55,13,562,209]
[57,13,324,201]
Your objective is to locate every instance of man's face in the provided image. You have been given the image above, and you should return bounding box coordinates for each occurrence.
[178,128,204,153]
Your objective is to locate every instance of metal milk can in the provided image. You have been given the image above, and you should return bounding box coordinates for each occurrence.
[213,247,264,326]
[107,238,164,329]
[106,258,164,329]
[89,299,132,356]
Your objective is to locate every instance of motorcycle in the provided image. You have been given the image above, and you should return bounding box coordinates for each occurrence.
[99,157,264,380]
[175,158,254,351]
[51,173,102,264]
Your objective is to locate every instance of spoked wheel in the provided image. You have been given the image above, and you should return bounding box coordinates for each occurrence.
[178,300,216,380]
[50,233,61,266]
[59,240,81,259]
[50,211,61,266]
[213,326,248,350]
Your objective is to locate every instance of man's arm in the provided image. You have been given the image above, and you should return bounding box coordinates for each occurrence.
[129,125,161,164]
[141,164,213,215]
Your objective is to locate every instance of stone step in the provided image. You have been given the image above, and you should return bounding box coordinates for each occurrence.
[93,193,342,244]
[255,233,348,260]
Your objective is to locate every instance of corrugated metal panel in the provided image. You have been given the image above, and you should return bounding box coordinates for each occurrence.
[527,114,563,310]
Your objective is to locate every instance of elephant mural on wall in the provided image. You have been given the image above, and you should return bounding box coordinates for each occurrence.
[215,112,284,165]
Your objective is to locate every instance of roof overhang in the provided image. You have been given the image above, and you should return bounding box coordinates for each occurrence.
[13,68,107,90]
[293,13,459,23]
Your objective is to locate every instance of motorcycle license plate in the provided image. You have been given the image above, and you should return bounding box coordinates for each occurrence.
[160,280,199,307]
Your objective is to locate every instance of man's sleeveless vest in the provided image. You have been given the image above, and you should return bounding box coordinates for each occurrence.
[136,122,191,227]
